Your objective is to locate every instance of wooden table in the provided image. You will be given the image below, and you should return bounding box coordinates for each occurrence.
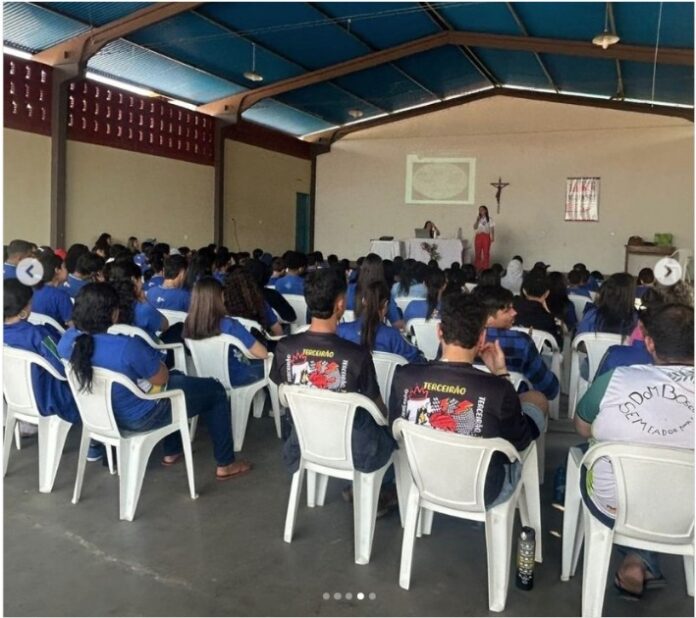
[624,244,674,272]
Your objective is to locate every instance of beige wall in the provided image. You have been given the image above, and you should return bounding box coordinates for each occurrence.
[66,142,214,248]
[4,128,52,245]
[224,140,311,254]
[316,96,694,273]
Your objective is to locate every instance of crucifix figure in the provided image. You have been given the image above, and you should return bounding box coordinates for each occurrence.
[490,177,510,214]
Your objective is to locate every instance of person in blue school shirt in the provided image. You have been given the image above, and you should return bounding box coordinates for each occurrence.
[146,254,191,312]
[64,252,105,298]
[274,251,307,296]
[576,272,637,337]
[31,252,73,330]
[4,239,34,279]
[58,282,252,480]
[338,280,424,363]
[391,260,427,299]
[183,277,268,386]
[403,268,446,323]
[143,251,165,290]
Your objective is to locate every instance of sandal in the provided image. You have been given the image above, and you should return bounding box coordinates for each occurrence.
[161,452,185,466]
[216,459,253,481]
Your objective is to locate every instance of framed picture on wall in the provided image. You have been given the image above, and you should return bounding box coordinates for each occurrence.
[405,155,476,204]
[565,177,599,221]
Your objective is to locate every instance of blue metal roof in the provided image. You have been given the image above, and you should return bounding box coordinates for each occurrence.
[6,2,694,137]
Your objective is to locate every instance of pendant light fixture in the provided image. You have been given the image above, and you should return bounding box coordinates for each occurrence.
[592,3,620,49]
[244,43,264,82]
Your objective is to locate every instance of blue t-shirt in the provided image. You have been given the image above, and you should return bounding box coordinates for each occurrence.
[144,275,164,291]
[275,274,305,296]
[64,274,87,299]
[219,317,265,386]
[3,321,79,423]
[134,253,149,270]
[337,319,424,363]
[577,306,637,336]
[345,283,402,325]
[403,299,440,323]
[57,328,163,424]
[146,285,191,311]
[31,285,73,326]
[4,263,17,279]
[133,300,165,338]
[596,340,652,377]
[391,281,427,299]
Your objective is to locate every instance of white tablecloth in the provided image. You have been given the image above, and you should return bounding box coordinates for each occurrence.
[404,238,467,268]
[369,240,402,260]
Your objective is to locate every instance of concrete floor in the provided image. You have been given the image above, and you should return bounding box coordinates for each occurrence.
[4,406,694,617]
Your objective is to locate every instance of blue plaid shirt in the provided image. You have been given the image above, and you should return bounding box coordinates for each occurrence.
[485,327,560,400]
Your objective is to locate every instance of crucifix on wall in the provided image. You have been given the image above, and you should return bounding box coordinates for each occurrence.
[490,177,510,213]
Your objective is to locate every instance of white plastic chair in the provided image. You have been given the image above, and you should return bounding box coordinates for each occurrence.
[395,296,423,314]
[511,326,562,420]
[464,282,477,292]
[568,332,623,419]
[282,294,309,334]
[158,309,188,326]
[185,334,271,450]
[407,318,441,360]
[568,294,593,322]
[371,351,408,408]
[576,443,694,617]
[561,445,585,582]
[279,385,393,565]
[65,364,197,521]
[393,419,536,612]
[341,309,355,323]
[28,312,66,335]
[3,347,73,493]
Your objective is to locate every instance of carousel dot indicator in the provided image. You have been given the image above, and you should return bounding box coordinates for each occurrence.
[357,592,365,600]
[333,592,342,600]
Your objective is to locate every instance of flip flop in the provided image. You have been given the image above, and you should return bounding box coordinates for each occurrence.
[216,460,253,481]
[161,452,185,467]
[613,574,643,601]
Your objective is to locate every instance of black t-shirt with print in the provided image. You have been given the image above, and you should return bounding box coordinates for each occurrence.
[389,361,539,505]
[271,330,394,473]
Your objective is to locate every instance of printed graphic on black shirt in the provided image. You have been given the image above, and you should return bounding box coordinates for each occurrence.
[285,351,349,392]
[400,383,481,435]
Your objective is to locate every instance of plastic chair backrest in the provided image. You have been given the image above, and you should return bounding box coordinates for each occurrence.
[283,295,308,327]
[279,385,386,472]
[473,364,528,390]
[582,442,694,546]
[395,297,420,313]
[371,351,408,406]
[407,318,441,360]
[159,309,187,325]
[108,324,160,347]
[393,419,519,513]
[28,312,66,335]
[511,326,559,354]
[568,294,593,321]
[229,316,263,333]
[185,334,254,390]
[65,363,144,440]
[341,310,355,323]
[572,332,624,382]
[3,346,64,417]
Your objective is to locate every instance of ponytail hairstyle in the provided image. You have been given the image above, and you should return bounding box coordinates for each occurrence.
[424,268,446,319]
[70,283,119,392]
[360,280,390,351]
[355,253,385,319]
[106,261,142,326]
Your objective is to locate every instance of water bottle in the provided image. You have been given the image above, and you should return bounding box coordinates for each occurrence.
[553,465,566,505]
[515,526,536,590]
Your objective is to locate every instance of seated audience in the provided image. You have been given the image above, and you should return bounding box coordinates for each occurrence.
[275,251,307,295]
[513,271,563,348]
[185,251,214,289]
[146,255,191,311]
[60,282,251,479]
[4,239,34,279]
[567,268,593,300]
[546,271,577,332]
[473,285,560,401]
[442,268,466,299]
[269,257,286,286]
[500,258,523,295]
[389,292,548,507]
[577,272,637,338]
[143,251,165,290]
[244,259,297,324]
[337,280,424,363]
[347,253,403,329]
[223,268,283,338]
[574,303,693,598]
[32,253,73,329]
[478,268,501,287]
[403,268,446,322]
[391,260,426,299]
[635,267,655,299]
[64,253,105,298]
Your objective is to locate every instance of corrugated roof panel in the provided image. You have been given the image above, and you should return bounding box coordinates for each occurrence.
[312,2,441,48]
[276,82,385,125]
[3,2,90,53]
[436,3,520,35]
[394,46,491,98]
[614,2,694,48]
[621,61,693,106]
[41,2,152,27]
[471,48,551,90]
[88,39,242,104]
[196,3,368,70]
[242,98,336,136]
[127,12,303,85]
[511,2,603,41]
[539,53,617,97]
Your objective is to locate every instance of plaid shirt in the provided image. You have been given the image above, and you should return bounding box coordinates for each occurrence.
[485,327,560,400]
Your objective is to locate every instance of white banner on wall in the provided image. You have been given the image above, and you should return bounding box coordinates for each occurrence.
[565,176,600,221]
[405,155,476,204]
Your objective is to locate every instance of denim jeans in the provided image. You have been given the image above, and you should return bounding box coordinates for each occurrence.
[118,372,234,467]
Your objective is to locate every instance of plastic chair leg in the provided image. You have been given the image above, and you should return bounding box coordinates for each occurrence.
[38,416,71,493]
[398,486,421,590]
[520,445,543,563]
[179,426,198,500]
[230,386,260,451]
[352,468,386,565]
[393,450,413,528]
[105,444,116,475]
[420,508,434,536]
[684,555,694,597]
[267,383,282,439]
[316,473,328,507]
[252,389,266,419]
[284,467,305,543]
[14,423,21,450]
[561,449,583,581]
[3,411,17,476]
[536,430,546,485]
[72,431,91,504]
[188,417,198,444]
[581,507,614,618]
[485,498,517,612]
[118,439,153,522]
[306,470,317,508]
